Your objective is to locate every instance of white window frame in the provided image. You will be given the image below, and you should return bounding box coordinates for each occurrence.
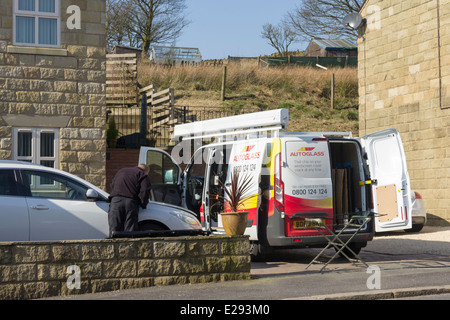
[13,127,60,169]
[13,0,61,48]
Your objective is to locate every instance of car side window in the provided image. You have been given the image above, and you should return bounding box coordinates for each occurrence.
[24,170,88,201]
[0,170,19,196]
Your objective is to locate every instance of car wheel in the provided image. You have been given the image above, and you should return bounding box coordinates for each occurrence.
[139,221,169,231]
[405,224,424,233]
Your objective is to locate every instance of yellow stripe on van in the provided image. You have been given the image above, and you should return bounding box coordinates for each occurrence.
[301,197,333,209]
[268,138,281,217]
[240,193,259,210]
[269,137,281,194]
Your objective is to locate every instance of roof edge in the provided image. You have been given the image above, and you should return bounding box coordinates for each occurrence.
[360,0,371,13]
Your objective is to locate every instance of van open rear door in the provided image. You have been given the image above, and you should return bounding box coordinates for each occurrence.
[139,147,183,206]
[363,129,412,232]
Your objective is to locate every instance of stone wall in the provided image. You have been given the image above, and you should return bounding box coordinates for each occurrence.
[0,0,107,189]
[358,0,450,224]
[0,235,251,300]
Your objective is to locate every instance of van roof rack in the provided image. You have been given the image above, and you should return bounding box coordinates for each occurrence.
[173,108,289,141]
[281,131,353,138]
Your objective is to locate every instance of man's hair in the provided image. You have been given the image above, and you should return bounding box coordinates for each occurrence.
[138,164,150,174]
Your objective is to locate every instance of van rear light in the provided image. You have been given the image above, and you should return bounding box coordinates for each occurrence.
[274,152,285,214]
[200,204,205,221]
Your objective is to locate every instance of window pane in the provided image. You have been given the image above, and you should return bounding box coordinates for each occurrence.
[163,155,179,184]
[18,132,32,157]
[16,16,35,44]
[0,171,18,196]
[146,151,163,183]
[19,0,35,11]
[39,0,55,13]
[38,18,57,45]
[40,160,54,168]
[26,171,61,197]
[40,132,54,157]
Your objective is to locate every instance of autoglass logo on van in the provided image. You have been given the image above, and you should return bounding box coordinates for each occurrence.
[233,145,261,162]
[290,147,325,157]
[241,145,255,152]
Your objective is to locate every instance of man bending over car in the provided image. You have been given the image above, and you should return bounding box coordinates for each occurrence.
[108,164,152,237]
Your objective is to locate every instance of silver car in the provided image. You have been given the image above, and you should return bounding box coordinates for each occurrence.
[0,161,202,242]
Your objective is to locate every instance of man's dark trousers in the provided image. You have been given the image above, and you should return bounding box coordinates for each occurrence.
[108,196,139,237]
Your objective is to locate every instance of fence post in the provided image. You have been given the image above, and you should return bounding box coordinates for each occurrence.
[170,88,175,120]
[140,92,147,136]
[331,73,335,110]
[221,66,227,101]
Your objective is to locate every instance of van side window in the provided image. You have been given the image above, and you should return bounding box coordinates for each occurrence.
[146,150,180,185]
[0,170,18,196]
[184,148,208,214]
[209,147,231,220]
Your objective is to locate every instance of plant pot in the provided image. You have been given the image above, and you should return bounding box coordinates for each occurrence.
[107,139,117,148]
[221,211,248,236]
[147,138,157,147]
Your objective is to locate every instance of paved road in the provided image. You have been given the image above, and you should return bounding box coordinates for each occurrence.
[46,227,450,302]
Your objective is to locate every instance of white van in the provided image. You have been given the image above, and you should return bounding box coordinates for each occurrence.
[139,109,412,258]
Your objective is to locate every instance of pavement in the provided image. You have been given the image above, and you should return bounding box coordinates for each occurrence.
[366,226,450,255]
[43,226,450,301]
[252,226,450,298]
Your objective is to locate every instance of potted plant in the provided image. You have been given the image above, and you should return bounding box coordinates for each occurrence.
[217,171,254,236]
[147,129,160,147]
[107,117,119,148]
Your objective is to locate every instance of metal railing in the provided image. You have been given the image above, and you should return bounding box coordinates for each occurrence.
[106,105,259,150]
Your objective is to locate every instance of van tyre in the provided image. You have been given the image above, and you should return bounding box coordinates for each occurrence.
[250,242,270,262]
[405,224,424,233]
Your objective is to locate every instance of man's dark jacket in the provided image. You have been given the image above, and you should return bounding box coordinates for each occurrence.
[109,166,152,208]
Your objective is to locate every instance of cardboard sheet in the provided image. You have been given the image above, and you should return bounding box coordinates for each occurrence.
[376,184,398,222]
[332,168,351,225]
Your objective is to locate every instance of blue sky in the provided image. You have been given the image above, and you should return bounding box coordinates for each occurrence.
[176,0,307,60]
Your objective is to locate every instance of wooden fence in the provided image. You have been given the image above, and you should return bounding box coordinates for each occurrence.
[259,56,358,68]
[140,85,196,149]
[107,82,195,150]
[106,53,139,106]
[105,54,260,151]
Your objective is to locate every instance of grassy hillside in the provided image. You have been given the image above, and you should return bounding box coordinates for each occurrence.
[138,62,359,133]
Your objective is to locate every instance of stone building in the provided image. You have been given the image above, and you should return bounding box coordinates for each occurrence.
[305,39,358,58]
[0,0,107,189]
[358,0,450,224]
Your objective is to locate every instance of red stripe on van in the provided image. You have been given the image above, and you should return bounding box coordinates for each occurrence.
[284,194,333,237]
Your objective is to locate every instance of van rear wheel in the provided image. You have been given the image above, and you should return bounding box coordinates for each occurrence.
[250,242,270,262]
